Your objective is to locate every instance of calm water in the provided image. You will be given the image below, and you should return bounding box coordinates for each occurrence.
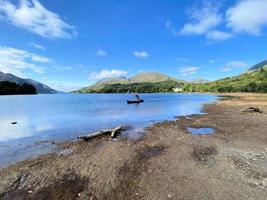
[187,127,215,135]
[0,93,217,168]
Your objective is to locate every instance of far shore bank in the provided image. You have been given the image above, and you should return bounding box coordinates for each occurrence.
[0,93,267,200]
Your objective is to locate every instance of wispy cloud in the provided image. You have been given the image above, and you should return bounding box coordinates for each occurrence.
[30,42,45,50]
[165,20,179,36]
[89,69,128,80]
[96,49,107,57]
[226,0,267,35]
[179,66,200,76]
[134,50,149,58]
[206,30,232,41]
[0,45,51,76]
[0,0,76,39]
[178,1,233,42]
[220,61,249,72]
[180,1,223,38]
[31,54,51,63]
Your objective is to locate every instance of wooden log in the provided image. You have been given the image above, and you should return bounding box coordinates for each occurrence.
[111,125,123,138]
[78,125,123,141]
[240,106,263,113]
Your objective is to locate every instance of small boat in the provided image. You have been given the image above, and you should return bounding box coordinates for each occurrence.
[127,99,144,104]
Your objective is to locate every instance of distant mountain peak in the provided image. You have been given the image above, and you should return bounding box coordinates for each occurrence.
[248,60,267,72]
[130,72,183,83]
[191,78,209,84]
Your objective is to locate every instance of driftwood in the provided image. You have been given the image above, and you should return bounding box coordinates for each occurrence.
[240,106,263,113]
[78,125,123,141]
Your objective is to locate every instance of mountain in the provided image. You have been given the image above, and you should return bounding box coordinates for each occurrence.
[130,72,179,83]
[0,71,57,94]
[75,72,185,93]
[182,66,267,93]
[248,60,267,72]
[191,78,209,84]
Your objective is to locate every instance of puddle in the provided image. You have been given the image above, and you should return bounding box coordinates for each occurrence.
[187,127,215,135]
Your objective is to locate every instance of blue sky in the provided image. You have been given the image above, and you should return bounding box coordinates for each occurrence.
[0,0,267,91]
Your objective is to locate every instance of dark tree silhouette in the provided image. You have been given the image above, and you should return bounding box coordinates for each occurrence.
[0,81,37,95]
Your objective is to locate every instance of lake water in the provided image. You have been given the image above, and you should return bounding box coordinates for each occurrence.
[0,93,217,168]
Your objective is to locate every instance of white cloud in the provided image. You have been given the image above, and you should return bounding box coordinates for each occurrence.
[179,67,200,76]
[89,69,128,80]
[134,51,149,58]
[96,49,107,57]
[179,1,234,42]
[226,0,267,35]
[206,30,233,41]
[220,61,249,72]
[0,45,51,76]
[180,2,222,35]
[31,54,51,63]
[0,0,75,39]
[30,42,45,50]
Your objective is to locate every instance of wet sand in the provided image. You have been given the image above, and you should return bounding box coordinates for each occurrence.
[0,93,267,200]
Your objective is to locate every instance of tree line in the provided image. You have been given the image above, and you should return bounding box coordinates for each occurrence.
[0,81,37,95]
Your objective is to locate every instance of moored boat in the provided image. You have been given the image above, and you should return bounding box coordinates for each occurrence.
[127,99,144,104]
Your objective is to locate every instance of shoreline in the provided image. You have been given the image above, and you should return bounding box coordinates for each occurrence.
[1,93,267,200]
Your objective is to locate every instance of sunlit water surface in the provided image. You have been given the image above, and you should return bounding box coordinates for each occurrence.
[0,93,217,168]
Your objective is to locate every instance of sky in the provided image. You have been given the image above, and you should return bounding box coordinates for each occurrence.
[0,0,267,91]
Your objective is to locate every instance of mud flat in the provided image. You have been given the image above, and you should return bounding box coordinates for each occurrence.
[1,93,267,200]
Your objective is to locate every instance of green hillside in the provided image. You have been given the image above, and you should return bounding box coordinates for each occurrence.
[86,80,184,93]
[182,67,267,93]
[75,72,185,93]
